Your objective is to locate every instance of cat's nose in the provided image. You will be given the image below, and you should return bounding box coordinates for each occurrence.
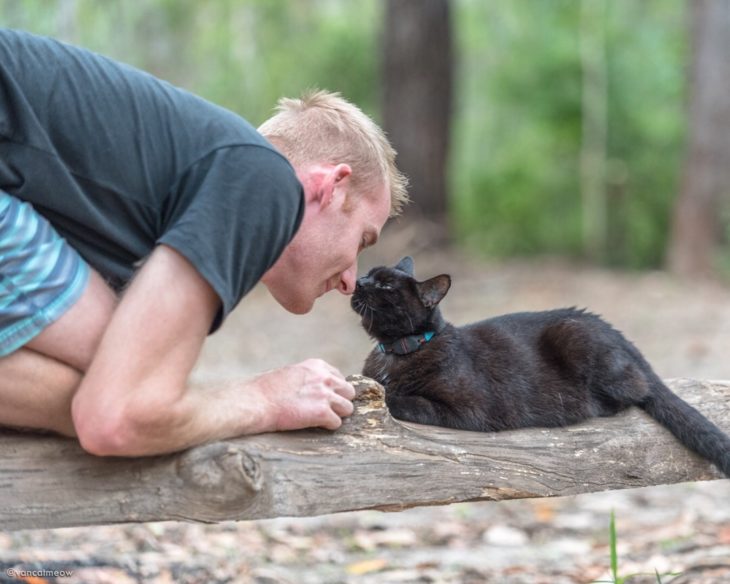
[356,274,375,291]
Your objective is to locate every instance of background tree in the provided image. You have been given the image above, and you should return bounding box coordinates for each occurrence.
[579,0,608,262]
[667,0,730,277]
[382,0,453,237]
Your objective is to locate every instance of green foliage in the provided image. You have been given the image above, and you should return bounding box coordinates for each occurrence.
[452,0,686,267]
[0,0,689,268]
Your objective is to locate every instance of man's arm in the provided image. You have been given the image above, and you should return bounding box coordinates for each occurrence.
[71,244,355,457]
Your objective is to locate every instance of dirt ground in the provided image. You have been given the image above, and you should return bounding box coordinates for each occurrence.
[2,232,730,583]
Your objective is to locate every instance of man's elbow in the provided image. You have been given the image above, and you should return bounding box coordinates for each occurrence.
[71,397,148,457]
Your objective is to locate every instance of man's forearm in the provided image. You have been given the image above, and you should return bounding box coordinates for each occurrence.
[71,359,355,457]
[0,348,80,436]
[75,377,274,457]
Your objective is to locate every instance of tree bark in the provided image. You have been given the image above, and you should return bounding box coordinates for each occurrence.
[382,0,453,235]
[667,0,730,277]
[1,377,728,531]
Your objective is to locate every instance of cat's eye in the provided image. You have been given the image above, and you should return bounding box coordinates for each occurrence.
[375,282,392,290]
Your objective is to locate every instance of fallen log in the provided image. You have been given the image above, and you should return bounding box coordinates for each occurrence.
[1,377,728,531]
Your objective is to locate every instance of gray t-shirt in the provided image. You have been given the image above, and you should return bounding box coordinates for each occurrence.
[0,29,304,330]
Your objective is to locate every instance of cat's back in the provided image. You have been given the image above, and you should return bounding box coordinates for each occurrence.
[462,306,635,378]
[463,307,597,341]
[460,307,623,367]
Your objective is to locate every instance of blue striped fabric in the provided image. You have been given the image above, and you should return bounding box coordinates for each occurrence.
[0,192,89,356]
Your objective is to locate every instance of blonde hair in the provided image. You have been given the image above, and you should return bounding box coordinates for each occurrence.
[258,89,409,217]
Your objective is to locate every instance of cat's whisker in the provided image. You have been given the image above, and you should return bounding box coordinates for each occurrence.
[367,306,375,334]
[352,297,370,317]
[364,300,381,313]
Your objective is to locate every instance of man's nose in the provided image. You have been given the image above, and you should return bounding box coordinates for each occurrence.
[338,262,358,295]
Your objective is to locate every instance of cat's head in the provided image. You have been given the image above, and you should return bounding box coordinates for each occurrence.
[350,256,451,342]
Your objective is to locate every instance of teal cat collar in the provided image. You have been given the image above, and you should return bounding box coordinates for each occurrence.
[378,331,436,355]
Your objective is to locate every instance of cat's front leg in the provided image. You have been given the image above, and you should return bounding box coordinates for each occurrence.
[385,393,461,428]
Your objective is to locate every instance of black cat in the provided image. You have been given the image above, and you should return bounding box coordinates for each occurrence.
[351,256,730,477]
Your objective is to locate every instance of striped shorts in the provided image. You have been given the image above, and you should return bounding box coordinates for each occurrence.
[0,191,89,357]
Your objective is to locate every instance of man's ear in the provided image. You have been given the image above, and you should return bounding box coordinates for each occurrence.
[321,163,352,208]
[416,274,451,308]
[333,163,352,184]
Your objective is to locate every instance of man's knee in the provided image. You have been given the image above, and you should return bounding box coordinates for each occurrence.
[0,348,80,436]
[26,269,118,372]
[0,192,117,372]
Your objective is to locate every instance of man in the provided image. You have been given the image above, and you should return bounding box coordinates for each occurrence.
[0,29,408,456]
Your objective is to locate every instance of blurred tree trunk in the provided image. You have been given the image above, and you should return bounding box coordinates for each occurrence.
[667,0,730,277]
[382,0,453,239]
[580,0,608,262]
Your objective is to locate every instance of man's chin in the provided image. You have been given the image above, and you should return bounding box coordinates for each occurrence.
[286,301,314,315]
[276,293,315,315]
[262,281,314,314]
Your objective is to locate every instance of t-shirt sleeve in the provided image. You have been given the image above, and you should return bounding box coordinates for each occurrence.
[158,145,304,332]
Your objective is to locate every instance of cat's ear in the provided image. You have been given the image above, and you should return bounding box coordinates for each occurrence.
[395,256,415,275]
[417,275,451,308]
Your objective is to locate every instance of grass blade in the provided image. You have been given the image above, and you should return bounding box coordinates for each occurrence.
[610,510,619,582]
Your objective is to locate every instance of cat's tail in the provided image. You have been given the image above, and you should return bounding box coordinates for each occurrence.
[640,377,730,477]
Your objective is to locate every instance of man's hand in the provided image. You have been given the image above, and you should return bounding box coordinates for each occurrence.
[251,359,356,432]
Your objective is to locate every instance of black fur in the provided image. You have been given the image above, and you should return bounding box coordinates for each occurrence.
[351,256,730,477]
